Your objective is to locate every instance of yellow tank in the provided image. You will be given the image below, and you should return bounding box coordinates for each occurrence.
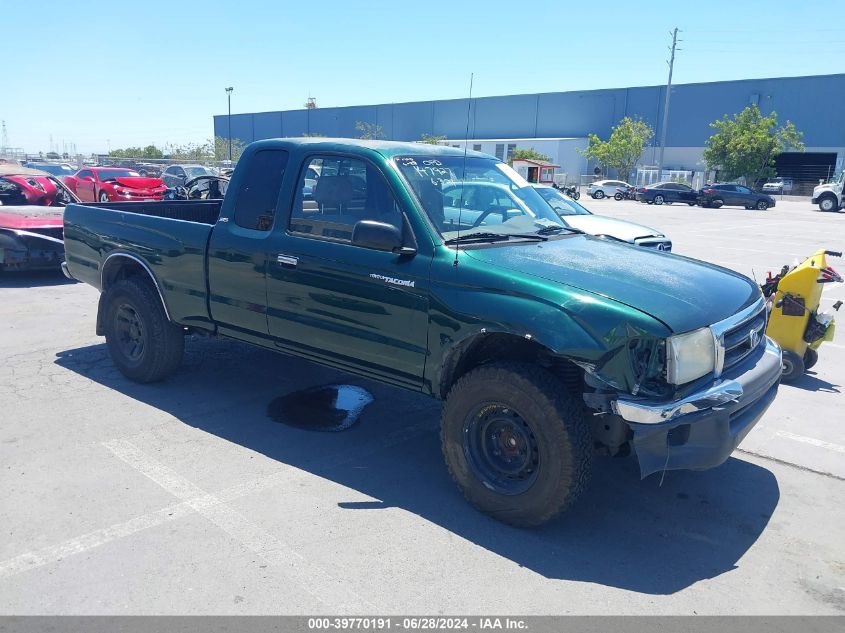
[764,249,842,382]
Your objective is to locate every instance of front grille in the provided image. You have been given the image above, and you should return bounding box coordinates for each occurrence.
[721,305,767,372]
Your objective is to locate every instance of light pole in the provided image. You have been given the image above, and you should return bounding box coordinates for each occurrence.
[225,87,234,162]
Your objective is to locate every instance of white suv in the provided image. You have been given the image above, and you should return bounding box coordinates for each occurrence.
[588,179,632,199]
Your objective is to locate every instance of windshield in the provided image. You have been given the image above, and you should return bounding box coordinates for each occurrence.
[186,166,211,178]
[396,156,566,240]
[99,169,141,179]
[29,164,75,176]
[534,187,592,216]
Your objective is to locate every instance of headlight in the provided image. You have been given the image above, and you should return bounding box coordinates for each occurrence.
[666,327,716,384]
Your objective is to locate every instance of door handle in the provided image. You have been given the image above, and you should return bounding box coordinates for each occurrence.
[276,254,298,267]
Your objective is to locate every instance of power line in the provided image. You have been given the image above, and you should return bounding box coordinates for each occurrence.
[657,27,680,177]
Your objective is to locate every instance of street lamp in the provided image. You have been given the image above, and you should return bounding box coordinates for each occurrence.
[225,87,234,162]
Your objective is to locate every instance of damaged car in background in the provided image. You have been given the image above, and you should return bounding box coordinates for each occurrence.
[0,164,77,272]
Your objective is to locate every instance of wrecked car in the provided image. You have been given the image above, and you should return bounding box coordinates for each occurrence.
[0,165,77,272]
[62,139,783,526]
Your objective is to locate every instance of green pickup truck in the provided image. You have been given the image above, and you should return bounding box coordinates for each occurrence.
[63,138,783,526]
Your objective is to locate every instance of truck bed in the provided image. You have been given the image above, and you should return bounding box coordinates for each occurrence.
[63,201,220,330]
[84,200,222,225]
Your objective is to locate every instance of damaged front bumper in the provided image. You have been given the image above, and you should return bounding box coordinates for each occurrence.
[612,336,782,477]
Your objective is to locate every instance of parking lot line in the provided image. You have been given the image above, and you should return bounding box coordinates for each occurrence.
[775,430,845,454]
[102,439,374,611]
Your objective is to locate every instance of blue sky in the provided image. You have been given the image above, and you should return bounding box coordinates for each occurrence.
[2,0,842,154]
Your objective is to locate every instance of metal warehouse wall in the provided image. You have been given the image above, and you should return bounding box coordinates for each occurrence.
[214,74,845,149]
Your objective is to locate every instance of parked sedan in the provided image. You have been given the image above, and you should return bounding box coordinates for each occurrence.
[635,181,697,205]
[64,168,167,202]
[587,179,632,199]
[23,162,76,178]
[534,185,672,251]
[161,164,214,188]
[698,183,776,210]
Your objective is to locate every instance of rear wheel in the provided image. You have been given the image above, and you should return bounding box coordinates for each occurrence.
[653,194,664,205]
[572,191,580,200]
[103,277,185,383]
[593,190,605,199]
[756,200,769,210]
[803,348,819,370]
[99,190,110,202]
[781,350,805,384]
[710,198,724,209]
[687,201,696,206]
[441,362,591,527]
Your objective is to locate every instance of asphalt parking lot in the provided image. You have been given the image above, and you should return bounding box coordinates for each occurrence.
[1,198,844,615]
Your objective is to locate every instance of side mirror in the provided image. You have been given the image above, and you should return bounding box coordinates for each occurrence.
[352,220,413,254]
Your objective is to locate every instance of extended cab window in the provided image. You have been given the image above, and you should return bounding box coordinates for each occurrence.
[232,150,289,230]
[289,155,402,243]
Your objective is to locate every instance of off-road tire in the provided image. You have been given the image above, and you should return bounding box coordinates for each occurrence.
[780,349,805,384]
[441,362,592,527]
[803,348,819,370]
[103,277,185,383]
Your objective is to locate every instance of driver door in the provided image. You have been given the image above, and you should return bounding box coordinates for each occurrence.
[75,169,96,201]
[265,153,430,388]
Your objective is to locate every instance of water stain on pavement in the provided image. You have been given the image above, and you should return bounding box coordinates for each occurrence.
[267,384,374,431]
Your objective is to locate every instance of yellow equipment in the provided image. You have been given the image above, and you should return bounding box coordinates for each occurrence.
[762,249,842,383]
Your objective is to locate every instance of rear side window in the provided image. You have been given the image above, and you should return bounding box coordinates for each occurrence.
[232,150,289,230]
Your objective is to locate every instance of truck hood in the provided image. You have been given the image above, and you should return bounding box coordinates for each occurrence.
[463,236,760,333]
[562,215,664,242]
[813,183,834,196]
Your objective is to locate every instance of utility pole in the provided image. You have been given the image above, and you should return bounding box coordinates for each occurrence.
[225,87,234,162]
[657,27,680,178]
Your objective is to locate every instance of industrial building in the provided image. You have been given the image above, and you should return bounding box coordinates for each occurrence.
[214,73,845,191]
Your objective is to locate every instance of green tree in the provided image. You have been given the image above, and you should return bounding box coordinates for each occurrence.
[579,117,654,183]
[355,121,386,140]
[419,133,447,145]
[211,136,245,162]
[703,104,804,185]
[509,148,552,163]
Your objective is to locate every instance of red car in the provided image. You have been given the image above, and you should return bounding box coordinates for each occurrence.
[65,167,167,202]
[0,165,77,272]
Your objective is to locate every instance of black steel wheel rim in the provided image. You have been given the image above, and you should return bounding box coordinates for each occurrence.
[463,404,540,495]
[115,302,146,362]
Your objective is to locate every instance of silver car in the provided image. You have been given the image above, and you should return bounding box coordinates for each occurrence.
[534,185,672,251]
[587,179,632,199]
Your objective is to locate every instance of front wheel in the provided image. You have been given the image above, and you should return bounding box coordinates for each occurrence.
[803,348,818,370]
[781,349,805,384]
[687,202,696,206]
[819,196,838,212]
[441,362,591,527]
[572,191,580,200]
[756,200,769,210]
[103,277,185,383]
[99,190,110,203]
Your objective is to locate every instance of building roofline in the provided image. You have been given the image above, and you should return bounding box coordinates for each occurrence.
[213,73,845,119]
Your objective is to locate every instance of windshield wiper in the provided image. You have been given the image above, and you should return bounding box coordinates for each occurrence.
[536,225,585,235]
[444,231,548,245]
